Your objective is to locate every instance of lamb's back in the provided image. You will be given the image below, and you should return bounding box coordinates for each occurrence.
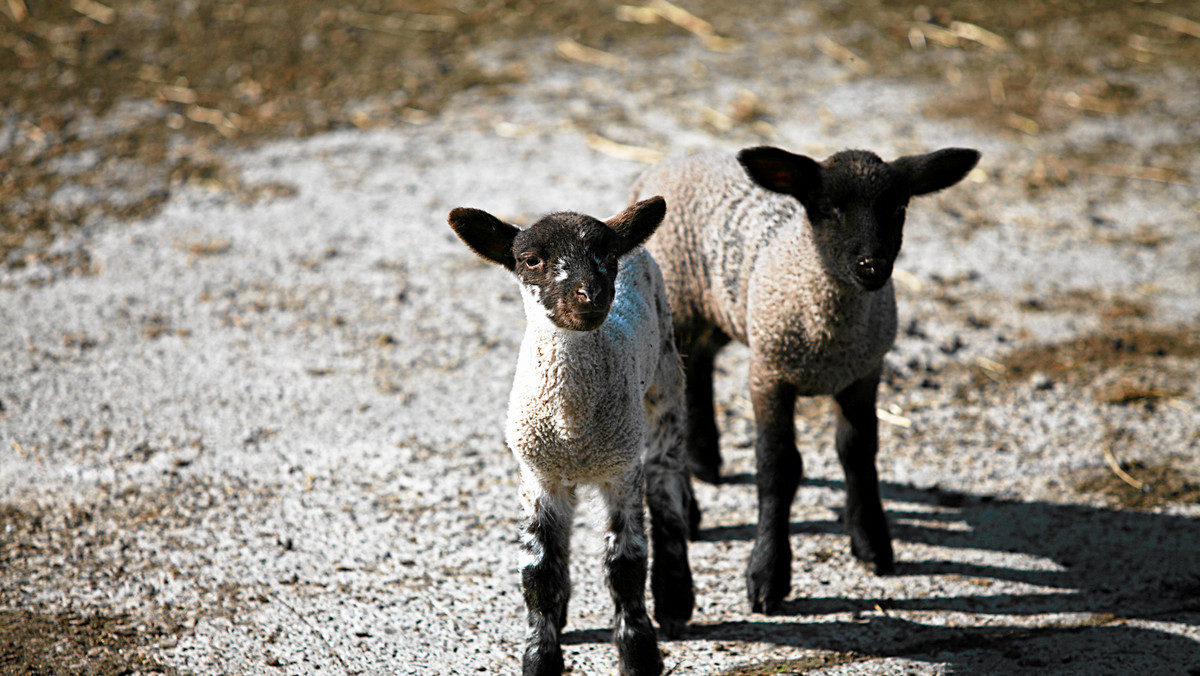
[635,152,803,344]
[635,152,896,396]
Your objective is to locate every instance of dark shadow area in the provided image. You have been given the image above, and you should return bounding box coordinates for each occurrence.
[715,472,756,486]
[566,477,1200,671]
[682,620,1200,674]
[700,477,1200,621]
[565,616,1200,674]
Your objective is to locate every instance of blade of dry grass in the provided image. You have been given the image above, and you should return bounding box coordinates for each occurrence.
[815,35,870,75]
[1103,444,1144,491]
[585,134,665,163]
[555,37,626,70]
[1147,9,1200,39]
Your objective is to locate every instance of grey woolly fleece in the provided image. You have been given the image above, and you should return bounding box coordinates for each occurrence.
[634,152,896,396]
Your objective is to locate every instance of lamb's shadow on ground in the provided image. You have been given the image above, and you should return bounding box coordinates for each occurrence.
[564,477,1200,671]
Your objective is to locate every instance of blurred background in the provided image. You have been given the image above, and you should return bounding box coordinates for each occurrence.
[3,0,1197,266]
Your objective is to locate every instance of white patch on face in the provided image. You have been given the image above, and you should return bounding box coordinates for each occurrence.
[519,282,555,321]
[553,260,569,282]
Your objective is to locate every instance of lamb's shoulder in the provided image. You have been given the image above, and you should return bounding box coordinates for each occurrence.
[700,185,803,343]
[640,153,798,343]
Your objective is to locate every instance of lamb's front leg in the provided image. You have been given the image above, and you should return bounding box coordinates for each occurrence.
[746,373,800,614]
[833,365,894,574]
[519,480,576,676]
[601,472,663,676]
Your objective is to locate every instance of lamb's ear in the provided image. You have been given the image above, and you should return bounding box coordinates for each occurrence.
[606,196,666,257]
[892,148,981,196]
[447,207,519,270]
[737,146,823,203]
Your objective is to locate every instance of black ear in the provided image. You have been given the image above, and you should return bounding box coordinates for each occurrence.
[737,146,823,202]
[605,196,666,257]
[447,207,520,270]
[892,148,981,196]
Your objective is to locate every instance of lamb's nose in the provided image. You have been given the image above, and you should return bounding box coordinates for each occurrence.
[576,285,593,304]
[857,257,884,275]
[854,256,893,290]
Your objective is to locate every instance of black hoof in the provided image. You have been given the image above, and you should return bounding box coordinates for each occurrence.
[746,570,788,615]
[850,537,894,576]
[615,618,663,676]
[523,643,564,676]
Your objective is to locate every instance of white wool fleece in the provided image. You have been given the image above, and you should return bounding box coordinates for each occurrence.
[506,247,670,491]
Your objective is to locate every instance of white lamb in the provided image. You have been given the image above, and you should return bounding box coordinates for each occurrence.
[448,196,695,676]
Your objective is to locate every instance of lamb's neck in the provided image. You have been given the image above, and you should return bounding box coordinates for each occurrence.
[511,307,624,447]
[521,316,609,355]
[516,285,614,388]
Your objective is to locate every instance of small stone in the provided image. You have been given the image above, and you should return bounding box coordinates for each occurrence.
[940,335,965,355]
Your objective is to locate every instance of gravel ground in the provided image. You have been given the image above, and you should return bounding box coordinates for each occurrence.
[3,3,1199,675]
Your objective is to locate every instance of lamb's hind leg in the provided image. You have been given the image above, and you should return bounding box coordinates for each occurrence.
[681,328,729,485]
[518,480,576,676]
[643,354,695,637]
[601,471,663,676]
[833,365,894,574]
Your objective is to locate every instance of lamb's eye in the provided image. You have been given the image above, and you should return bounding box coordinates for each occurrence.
[522,255,544,270]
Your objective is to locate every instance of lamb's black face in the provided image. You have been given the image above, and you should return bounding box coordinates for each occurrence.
[812,151,908,292]
[447,197,665,330]
[512,213,621,332]
[738,145,980,293]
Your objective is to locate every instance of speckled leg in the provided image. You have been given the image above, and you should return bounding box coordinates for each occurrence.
[601,474,663,676]
[644,352,695,637]
[834,366,894,575]
[519,483,576,676]
[746,374,800,614]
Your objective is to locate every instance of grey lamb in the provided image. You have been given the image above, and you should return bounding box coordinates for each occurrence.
[634,145,980,613]
[448,196,695,676]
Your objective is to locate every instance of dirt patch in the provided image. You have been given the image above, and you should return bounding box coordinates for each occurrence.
[0,609,178,676]
[820,0,1200,135]
[0,0,707,267]
[973,326,1200,383]
[1075,460,1200,509]
[816,0,1199,191]
[717,652,869,675]
[7,1,1197,268]
[1015,289,1153,321]
[0,478,281,671]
